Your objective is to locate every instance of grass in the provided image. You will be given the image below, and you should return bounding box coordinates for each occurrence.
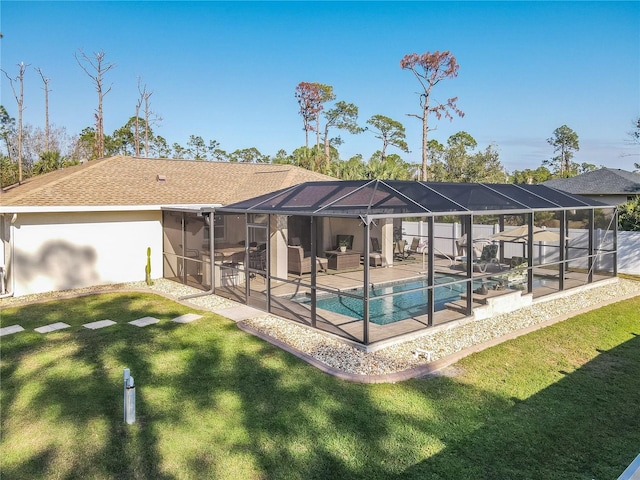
[1,291,639,479]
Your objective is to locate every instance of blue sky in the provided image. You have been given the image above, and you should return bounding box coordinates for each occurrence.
[2,1,639,172]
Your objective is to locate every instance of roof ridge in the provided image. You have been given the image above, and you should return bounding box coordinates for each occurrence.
[3,156,120,203]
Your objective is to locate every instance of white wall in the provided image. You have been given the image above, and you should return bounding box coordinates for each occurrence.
[12,210,163,296]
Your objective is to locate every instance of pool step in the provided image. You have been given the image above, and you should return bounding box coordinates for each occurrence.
[460,288,517,305]
[443,300,476,314]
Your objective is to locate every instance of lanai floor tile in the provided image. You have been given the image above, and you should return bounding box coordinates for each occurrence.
[35,322,70,333]
[0,325,24,336]
[172,313,202,324]
[83,320,116,330]
[129,316,160,327]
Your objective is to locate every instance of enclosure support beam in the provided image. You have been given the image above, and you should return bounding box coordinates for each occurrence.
[427,217,435,327]
[362,219,370,345]
[310,217,317,329]
[559,210,566,292]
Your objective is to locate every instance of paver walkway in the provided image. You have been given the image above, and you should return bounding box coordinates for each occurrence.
[0,325,24,336]
[34,322,70,333]
[2,313,205,336]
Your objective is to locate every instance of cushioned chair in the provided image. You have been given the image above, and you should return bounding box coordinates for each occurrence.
[394,239,410,260]
[474,243,501,273]
[367,237,383,267]
[288,246,327,275]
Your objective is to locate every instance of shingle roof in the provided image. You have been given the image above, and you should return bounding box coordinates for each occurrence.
[542,168,640,195]
[0,156,334,208]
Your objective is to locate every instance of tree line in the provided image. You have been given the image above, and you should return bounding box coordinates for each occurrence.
[1,49,638,190]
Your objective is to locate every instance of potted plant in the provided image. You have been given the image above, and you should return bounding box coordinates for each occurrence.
[339,239,349,252]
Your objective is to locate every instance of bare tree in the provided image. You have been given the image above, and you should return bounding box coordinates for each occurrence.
[2,62,29,183]
[400,50,464,181]
[35,67,51,152]
[75,50,116,159]
[136,79,159,158]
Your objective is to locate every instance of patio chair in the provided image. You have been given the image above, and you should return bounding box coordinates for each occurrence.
[474,243,501,273]
[369,237,383,267]
[287,245,328,275]
[394,239,411,260]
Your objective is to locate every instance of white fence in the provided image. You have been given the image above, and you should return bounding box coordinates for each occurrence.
[401,221,640,275]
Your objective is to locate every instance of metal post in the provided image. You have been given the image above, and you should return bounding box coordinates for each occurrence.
[363,219,370,345]
[559,210,566,291]
[310,217,317,329]
[123,368,136,425]
[527,213,534,293]
[427,217,435,327]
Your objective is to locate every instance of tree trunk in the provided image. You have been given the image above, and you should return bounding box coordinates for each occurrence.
[421,103,429,181]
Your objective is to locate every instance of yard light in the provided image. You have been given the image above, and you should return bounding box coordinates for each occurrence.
[123,368,136,425]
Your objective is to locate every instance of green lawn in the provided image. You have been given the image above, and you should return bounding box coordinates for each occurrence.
[1,292,639,479]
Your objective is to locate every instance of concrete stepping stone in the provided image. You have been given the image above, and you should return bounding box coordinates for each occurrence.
[172,313,202,324]
[213,305,265,322]
[0,325,24,336]
[83,320,116,330]
[35,322,70,334]
[129,316,160,327]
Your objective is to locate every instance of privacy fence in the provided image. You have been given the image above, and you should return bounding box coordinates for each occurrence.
[402,221,640,275]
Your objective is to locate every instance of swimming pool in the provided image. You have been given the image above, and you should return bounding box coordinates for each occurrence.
[292,276,483,325]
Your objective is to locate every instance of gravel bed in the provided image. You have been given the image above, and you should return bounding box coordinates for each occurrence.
[3,278,639,377]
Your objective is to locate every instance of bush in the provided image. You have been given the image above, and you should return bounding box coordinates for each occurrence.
[618,196,640,231]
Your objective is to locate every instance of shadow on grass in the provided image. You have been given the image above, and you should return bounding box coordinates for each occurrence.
[0,293,190,479]
[397,333,640,480]
[2,293,639,479]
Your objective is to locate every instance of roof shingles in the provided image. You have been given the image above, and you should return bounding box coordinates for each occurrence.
[1,156,333,207]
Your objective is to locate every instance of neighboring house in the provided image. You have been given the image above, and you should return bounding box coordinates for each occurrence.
[542,168,640,205]
[0,156,331,297]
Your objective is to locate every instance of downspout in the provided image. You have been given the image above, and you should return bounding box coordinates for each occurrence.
[0,213,17,299]
[179,211,215,300]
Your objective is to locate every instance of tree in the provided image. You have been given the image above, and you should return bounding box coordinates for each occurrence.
[2,62,29,183]
[366,115,409,163]
[135,79,160,157]
[75,50,116,159]
[545,125,579,177]
[228,147,268,163]
[367,152,412,180]
[337,154,367,180]
[627,117,640,171]
[32,151,64,175]
[152,135,172,158]
[618,196,640,231]
[295,82,324,150]
[511,166,552,184]
[321,100,363,169]
[172,142,187,159]
[186,135,207,160]
[35,67,51,152]
[0,105,16,161]
[427,131,506,183]
[400,50,464,181]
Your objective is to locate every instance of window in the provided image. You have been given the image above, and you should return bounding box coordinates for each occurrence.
[214,214,225,241]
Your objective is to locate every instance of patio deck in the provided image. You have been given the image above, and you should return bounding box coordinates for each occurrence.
[171,264,611,348]
[207,255,611,348]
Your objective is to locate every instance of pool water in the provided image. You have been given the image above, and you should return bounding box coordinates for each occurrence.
[293,276,485,325]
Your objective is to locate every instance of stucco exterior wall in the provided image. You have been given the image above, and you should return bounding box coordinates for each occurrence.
[11,210,163,296]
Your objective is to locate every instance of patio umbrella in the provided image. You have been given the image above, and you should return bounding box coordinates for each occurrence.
[490,225,561,243]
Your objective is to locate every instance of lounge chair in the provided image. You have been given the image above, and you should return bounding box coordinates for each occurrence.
[287,245,328,275]
[474,244,501,273]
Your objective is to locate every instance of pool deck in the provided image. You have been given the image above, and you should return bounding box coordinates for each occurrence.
[219,255,611,348]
